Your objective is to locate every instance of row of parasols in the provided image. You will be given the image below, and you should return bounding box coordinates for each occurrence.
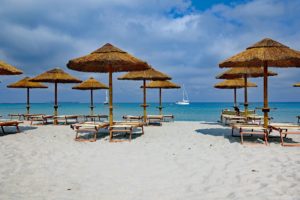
[215,38,300,128]
[0,44,181,125]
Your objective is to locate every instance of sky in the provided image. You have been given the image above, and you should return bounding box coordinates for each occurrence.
[0,0,299,103]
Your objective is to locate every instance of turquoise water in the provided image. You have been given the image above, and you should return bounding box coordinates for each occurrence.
[0,102,299,123]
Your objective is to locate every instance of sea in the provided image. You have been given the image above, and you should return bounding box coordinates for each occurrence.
[0,102,299,123]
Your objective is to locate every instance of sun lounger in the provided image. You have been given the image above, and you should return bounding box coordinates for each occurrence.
[109,122,144,142]
[232,124,268,145]
[84,115,108,122]
[53,115,79,125]
[8,114,24,121]
[0,121,21,134]
[268,123,300,147]
[122,115,143,122]
[163,115,174,122]
[146,115,163,125]
[72,122,109,142]
[27,115,53,125]
[297,116,300,124]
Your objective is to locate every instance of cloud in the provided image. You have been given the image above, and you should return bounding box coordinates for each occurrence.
[0,0,299,103]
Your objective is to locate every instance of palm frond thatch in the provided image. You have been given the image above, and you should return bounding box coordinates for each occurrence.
[7,77,48,88]
[67,43,150,73]
[72,77,108,90]
[118,67,171,81]
[219,38,300,68]
[30,68,81,83]
[293,82,300,87]
[214,79,257,89]
[216,67,277,79]
[141,80,180,89]
[0,60,23,75]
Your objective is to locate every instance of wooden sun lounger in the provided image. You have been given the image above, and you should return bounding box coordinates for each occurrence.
[28,115,53,125]
[109,122,144,142]
[232,124,268,146]
[0,121,21,134]
[122,115,143,122]
[146,115,163,125]
[8,114,24,121]
[53,115,79,125]
[84,115,108,122]
[268,123,300,147]
[72,122,109,142]
[163,115,174,122]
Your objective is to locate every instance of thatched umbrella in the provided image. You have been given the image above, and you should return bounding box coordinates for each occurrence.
[7,77,48,114]
[67,43,150,126]
[0,60,23,75]
[72,77,108,115]
[219,38,300,127]
[30,68,81,124]
[293,82,300,87]
[118,67,171,122]
[142,80,180,115]
[216,67,277,116]
[214,79,257,107]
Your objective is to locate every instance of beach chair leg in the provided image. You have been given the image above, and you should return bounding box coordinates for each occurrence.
[109,129,113,142]
[93,131,97,142]
[75,131,79,140]
[264,131,268,146]
[129,128,132,142]
[16,125,20,133]
[279,130,285,146]
[142,126,144,135]
[240,130,244,144]
[1,126,5,134]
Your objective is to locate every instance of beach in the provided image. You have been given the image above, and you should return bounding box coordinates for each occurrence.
[0,121,299,200]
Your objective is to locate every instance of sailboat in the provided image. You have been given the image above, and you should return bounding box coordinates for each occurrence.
[176,84,190,105]
[104,90,108,105]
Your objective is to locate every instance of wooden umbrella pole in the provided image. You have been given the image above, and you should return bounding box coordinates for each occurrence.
[233,88,237,107]
[263,61,269,128]
[54,82,58,125]
[26,88,30,115]
[90,89,94,116]
[109,69,113,126]
[159,88,162,115]
[244,75,248,117]
[143,79,147,123]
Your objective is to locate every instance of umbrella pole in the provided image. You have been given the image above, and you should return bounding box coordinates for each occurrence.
[263,61,269,128]
[26,88,30,115]
[244,75,248,117]
[109,70,113,126]
[90,89,94,116]
[54,82,58,125]
[233,88,237,107]
[143,79,147,123]
[159,88,162,115]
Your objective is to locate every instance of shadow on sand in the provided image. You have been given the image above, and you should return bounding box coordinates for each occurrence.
[0,126,38,137]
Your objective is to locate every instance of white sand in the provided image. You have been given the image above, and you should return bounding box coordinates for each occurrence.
[0,122,299,200]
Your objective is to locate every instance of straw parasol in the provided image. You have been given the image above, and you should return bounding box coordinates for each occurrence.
[30,68,81,124]
[72,77,108,115]
[219,38,300,127]
[214,79,257,107]
[142,80,180,115]
[216,67,277,116]
[293,82,300,87]
[0,60,23,75]
[118,67,171,122]
[67,43,150,126]
[7,77,48,114]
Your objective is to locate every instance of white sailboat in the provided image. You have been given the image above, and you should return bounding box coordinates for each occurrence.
[176,84,190,105]
[104,90,109,105]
